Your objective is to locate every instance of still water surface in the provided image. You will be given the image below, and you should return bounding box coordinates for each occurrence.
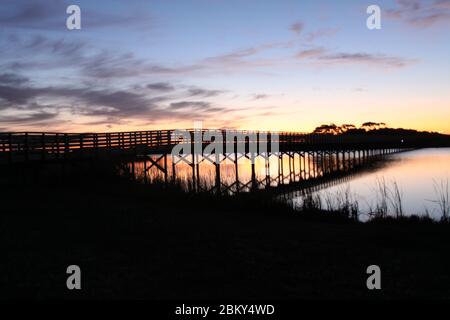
[134,148,450,220]
[291,148,450,220]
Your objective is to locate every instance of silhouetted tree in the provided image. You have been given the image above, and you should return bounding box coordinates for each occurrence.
[313,124,342,135]
[361,122,386,131]
[340,124,356,132]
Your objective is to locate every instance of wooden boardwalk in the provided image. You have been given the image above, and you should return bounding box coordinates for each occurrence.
[3,128,445,193]
[0,129,416,165]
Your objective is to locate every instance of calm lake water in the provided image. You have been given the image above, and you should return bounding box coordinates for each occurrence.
[132,148,450,220]
[291,148,450,220]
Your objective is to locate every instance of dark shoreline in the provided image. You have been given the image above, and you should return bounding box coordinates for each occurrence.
[1,174,450,300]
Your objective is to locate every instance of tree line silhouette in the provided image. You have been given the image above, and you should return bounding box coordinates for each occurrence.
[313,122,447,138]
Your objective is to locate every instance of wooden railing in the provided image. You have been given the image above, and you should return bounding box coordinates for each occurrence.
[0,130,173,160]
[0,129,415,164]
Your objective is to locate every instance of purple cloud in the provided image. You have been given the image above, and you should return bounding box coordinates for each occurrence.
[296,47,417,69]
[386,0,450,27]
[290,22,304,34]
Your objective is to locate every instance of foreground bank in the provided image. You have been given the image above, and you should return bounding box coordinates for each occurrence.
[1,176,450,299]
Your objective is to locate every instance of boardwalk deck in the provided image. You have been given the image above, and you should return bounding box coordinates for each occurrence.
[2,129,444,194]
[0,129,415,165]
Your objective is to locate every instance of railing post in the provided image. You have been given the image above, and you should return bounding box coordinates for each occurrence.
[64,134,69,160]
[79,134,83,158]
[25,132,29,162]
[94,133,97,149]
[41,133,46,161]
[56,133,60,160]
[8,133,13,164]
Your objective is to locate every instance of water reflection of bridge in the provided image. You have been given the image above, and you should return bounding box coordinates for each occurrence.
[0,129,427,192]
[138,147,403,194]
[274,164,388,200]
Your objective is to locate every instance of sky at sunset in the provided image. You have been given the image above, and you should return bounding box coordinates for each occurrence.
[0,0,449,133]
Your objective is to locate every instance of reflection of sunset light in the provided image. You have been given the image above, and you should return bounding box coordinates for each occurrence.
[130,148,450,220]
[294,148,450,220]
[131,151,341,192]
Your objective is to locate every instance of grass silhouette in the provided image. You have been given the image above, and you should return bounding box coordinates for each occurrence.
[1,161,450,299]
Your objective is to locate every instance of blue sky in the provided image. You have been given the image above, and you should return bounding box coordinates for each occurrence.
[0,0,449,132]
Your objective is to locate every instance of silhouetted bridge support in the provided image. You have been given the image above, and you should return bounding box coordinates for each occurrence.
[0,129,436,192]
